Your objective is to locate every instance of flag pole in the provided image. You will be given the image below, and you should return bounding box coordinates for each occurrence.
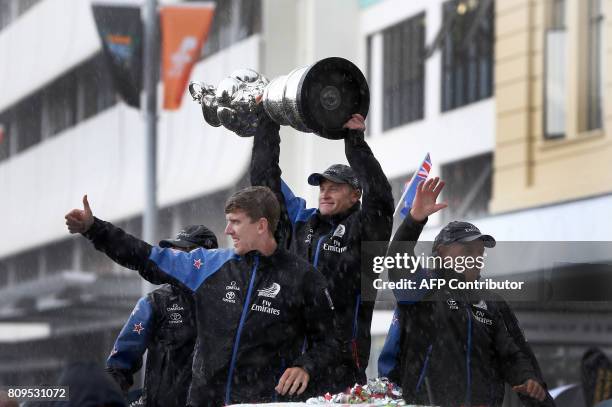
[143,0,158,287]
[393,172,417,217]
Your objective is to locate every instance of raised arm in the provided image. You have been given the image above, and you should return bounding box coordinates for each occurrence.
[386,178,448,303]
[250,117,282,195]
[343,115,394,241]
[250,118,296,248]
[65,195,230,291]
[66,195,155,276]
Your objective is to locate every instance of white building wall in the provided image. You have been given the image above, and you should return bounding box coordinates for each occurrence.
[0,21,261,258]
[266,0,496,211]
[361,0,495,180]
[0,0,100,112]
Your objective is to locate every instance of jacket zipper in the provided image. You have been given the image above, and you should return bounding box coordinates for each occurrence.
[301,224,336,356]
[465,307,473,407]
[416,344,433,393]
[312,222,335,267]
[225,255,259,405]
[351,293,361,369]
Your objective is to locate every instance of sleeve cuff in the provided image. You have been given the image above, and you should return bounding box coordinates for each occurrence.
[292,357,315,377]
[82,217,104,240]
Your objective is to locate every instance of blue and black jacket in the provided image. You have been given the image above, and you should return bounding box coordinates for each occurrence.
[381,215,541,407]
[106,284,196,407]
[250,119,394,393]
[84,218,339,407]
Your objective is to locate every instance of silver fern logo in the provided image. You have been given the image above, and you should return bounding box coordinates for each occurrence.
[257,283,281,298]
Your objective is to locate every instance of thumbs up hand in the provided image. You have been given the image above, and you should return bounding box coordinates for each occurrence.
[65,194,95,234]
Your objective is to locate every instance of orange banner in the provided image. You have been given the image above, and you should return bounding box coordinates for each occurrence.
[160,3,215,110]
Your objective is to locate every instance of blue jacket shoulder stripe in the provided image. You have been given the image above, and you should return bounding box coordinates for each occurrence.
[281,179,317,224]
[149,247,237,292]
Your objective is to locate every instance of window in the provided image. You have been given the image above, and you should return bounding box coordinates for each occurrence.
[0,110,13,161]
[16,0,40,16]
[586,0,604,131]
[176,188,232,247]
[550,0,566,28]
[117,216,143,240]
[0,0,12,30]
[79,239,113,274]
[0,0,41,32]
[0,52,118,157]
[440,153,492,222]
[156,207,175,243]
[0,258,9,288]
[79,53,117,121]
[544,0,566,138]
[44,239,74,275]
[15,97,42,153]
[13,248,40,283]
[381,13,425,131]
[441,0,494,112]
[44,72,77,137]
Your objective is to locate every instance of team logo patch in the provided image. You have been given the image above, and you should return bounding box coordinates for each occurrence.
[333,224,346,238]
[193,259,203,269]
[133,322,145,335]
[473,310,493,325]
[223,291,237,304]
[473,300,488,310]
[251,299,280,316]
[258,283,281,298]
[447,299,459,310]
[226,281,240,291]
[169,312,183,324]
[305,228,314,244]
[167,303,184,312]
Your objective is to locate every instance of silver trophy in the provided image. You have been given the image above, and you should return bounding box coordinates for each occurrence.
[189,57,369,140]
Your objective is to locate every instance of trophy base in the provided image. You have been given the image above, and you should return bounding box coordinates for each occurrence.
[297,57,369,140]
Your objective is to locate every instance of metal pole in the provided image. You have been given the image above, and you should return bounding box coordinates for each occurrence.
[143,0,158,285]
[139,0,158,389]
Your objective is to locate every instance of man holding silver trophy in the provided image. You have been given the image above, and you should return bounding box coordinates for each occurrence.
[191,57,394,396]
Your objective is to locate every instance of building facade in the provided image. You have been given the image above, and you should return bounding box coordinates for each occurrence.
[0,0,611,404]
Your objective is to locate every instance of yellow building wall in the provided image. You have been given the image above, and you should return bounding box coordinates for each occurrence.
[491,0,612,213]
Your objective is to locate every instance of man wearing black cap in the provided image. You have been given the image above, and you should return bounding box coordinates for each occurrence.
[250,113,394,393]
[106,225,218,407]
[385,177,551,406]
[65,190,339,406]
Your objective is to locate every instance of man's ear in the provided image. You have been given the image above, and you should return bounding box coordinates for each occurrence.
[257,218,269,234]
[351,188,362,203]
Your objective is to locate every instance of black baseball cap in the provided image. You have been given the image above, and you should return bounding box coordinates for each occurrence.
[159,225,218,250]
[433,221,496,252]
[307,164,361,190]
